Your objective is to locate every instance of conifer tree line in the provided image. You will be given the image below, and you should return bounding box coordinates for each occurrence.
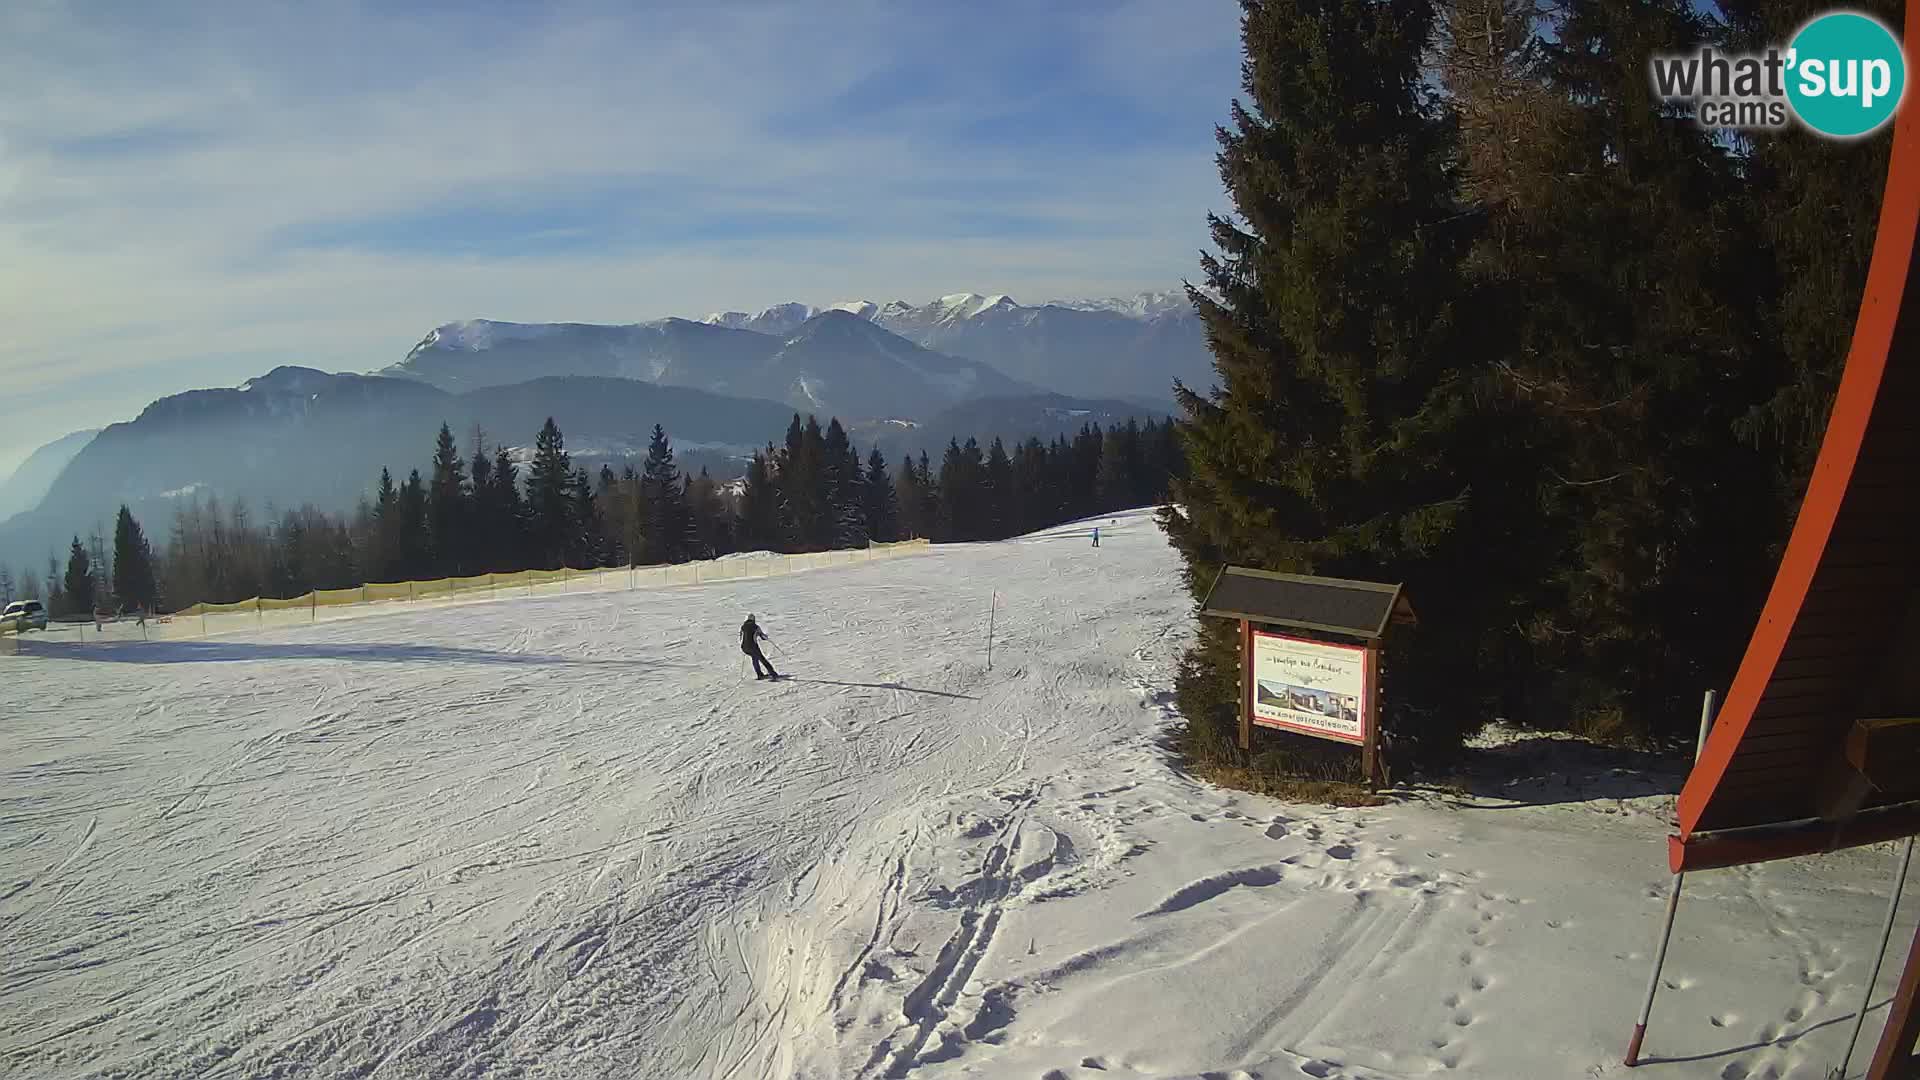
[1162,0,1899,773]
[1,507,161,621]
[4,413,1179,615]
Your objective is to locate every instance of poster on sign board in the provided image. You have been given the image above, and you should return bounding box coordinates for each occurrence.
[1250,630,1368,745]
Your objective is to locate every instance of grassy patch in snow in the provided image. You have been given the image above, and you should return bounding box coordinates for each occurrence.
[1191,763,1386,807]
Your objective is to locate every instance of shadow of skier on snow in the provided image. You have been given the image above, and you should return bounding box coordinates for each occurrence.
[782,678,977,701]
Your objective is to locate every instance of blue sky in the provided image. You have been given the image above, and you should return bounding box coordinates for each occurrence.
[0,0,1243,477]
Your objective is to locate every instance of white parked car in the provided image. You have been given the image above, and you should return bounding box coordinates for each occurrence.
[1,600,49,632]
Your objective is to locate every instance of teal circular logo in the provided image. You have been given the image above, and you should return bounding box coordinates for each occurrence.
[1786,12,1907,137]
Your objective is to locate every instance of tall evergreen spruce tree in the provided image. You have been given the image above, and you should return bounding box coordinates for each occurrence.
[569,467,606,567]
[1096,422,1138,513]
[895,455,922,540]
[1445,0,1795,729]
[1011,437,1052,534]
[779,416,832,550]
[1068,426,1103,520]
[1162,0,1489,771]
[640,425,687,564]
[112,505,159,612]
[469,445,496,568]
[688,469,732,558]
[936,439,981,542]
[739,449,781,553]
[1718,0,1900,483]
[596,465,626,566]
[397,470,429,579]
[490,446,525,571]
[427,423,469,576]
[63,536,95,617]
[526,418,573,569]
[971,438,1004,539]
[370,467,400,579]
[914,452,936,539]
[863,449,898,544]
[822,419,868,548]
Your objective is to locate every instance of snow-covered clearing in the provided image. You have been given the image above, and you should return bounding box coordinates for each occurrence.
[2,509,1911,1079]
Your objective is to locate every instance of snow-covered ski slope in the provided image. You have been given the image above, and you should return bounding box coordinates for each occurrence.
[2,509,1911,1080]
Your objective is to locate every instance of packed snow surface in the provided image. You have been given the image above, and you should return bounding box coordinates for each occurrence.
[2,510,1913,1079]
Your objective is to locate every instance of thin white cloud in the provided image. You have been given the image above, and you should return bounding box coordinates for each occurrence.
[0,0,1240,474]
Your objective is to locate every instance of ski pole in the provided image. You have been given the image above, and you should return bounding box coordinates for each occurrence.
[1840,835,1916,1078]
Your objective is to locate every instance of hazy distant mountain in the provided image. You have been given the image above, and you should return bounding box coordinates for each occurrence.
[0,429,99,525]
[701,290,1211,402]
[1043,291,1198,319]
[386,311,1034,421]
[385,318,779,397]
[0,368,794,568]
[763,311,1031,418]
[702,301,878,335]
[0,287,1207,567]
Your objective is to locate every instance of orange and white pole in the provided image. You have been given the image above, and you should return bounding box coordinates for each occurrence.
[1626,690,1716,1066]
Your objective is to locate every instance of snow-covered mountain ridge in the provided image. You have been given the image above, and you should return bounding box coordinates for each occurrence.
[700,289,1193,336]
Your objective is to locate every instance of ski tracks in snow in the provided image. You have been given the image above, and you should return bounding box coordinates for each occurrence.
[0,511,1443,1076]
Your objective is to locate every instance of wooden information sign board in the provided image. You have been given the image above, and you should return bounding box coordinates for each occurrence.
[1201,566,1415,789]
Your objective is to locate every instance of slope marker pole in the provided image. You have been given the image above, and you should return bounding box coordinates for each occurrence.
[1841,835,1916,1078]
[1627,689,1716,1067]
[986,592,997,671]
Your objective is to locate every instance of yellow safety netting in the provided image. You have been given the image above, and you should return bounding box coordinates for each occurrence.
[446,573,493,595]
[192,598,258,615]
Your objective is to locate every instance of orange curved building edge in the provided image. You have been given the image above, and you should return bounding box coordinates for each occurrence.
[1670,3,1920,874]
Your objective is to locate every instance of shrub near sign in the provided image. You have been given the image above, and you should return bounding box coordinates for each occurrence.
[1251,630,1368,745]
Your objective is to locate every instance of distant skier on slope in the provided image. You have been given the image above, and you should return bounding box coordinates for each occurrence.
[741,614,780,680]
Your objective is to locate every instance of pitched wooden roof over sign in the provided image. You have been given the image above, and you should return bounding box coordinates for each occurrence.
[1199,566,1415,641]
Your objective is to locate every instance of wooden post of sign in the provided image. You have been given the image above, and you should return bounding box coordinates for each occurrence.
[1867,914,1920,1079]
[1362,641,1382,790]
[1239,619,1254,751]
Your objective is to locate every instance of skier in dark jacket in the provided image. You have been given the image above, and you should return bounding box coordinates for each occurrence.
[741,614,779,679]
